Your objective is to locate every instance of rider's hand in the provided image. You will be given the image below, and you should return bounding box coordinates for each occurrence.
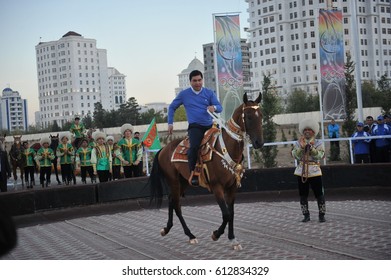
[207,105,216,113]
[168,124,174,135]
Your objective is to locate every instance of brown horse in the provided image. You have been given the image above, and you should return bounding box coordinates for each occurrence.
[9,135,25,186]
[149,92,263,250]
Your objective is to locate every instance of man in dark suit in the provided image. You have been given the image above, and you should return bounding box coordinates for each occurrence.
[0,139,17,256]
[0,145,12,192]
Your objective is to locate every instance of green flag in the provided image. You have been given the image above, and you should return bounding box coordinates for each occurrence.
[141,117,161,150]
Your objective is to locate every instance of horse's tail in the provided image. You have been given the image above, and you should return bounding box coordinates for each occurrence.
[148,149,164,208]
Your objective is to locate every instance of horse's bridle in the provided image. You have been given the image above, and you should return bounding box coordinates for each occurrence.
[226,104,261,141]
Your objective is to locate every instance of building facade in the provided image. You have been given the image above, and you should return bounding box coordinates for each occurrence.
[0,87,28,132]
[108,67,127,110]
[203,39,252,96]
[246,0,391,105]
[175,57,204,95]
[35,31,126,128]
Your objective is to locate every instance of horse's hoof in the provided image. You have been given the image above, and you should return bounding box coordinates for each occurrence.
[160,228,166,236]
[211,232,219,241]
[232,244,243,250]
[189,238,198,244]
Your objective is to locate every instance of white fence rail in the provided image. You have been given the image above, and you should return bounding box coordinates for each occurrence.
[143,135,391,175]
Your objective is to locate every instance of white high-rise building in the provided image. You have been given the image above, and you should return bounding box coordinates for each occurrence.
[108,67,127,110]
[245,0,391,105]
[35,31,126,128]
[0,87,28,132]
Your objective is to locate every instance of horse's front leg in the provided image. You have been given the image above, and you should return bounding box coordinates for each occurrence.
[53,160,61,184]
[211,190,230,241]
[227,199,242,251]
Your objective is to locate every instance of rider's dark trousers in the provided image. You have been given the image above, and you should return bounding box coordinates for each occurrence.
[187,123,211,172]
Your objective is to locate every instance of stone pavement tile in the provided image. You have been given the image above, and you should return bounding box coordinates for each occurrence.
[2,200,390,260]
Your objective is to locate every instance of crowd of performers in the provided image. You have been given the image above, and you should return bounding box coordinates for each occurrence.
[16,116,144,189]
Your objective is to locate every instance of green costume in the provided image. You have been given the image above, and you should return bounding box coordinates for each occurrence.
[70,122,86,139]
[56,143,74,164]
[91,144,112,172]
[23,148,36,167]
[118,138,142,165]
[76,147,93,166]
[35,147,55,167]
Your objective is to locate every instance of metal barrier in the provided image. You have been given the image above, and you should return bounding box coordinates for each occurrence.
[143,135,391,175]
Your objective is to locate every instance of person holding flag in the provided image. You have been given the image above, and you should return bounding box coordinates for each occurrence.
[141,117,162,177]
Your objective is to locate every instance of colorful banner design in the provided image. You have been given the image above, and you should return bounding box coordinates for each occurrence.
[319,9,346,120]
[214,14,243,121]
[141,117,161,150]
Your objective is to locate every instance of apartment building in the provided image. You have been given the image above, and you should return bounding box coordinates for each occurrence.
[246,0,391,105]
[0,87,28,132]
[35,31,126,128]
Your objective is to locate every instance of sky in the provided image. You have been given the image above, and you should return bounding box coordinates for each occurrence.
[0,0,249,124]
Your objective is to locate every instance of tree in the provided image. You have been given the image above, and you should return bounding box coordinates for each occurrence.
[341,52,357,138]
[173,105,187,122]
[377,74,391,115]
[118,97,141,125]
[92,102,107,129]
[140,109,166,124]
[259,75,279,168]
[286,89,320,113]
[51,120,61,132]
[82,114,93,129]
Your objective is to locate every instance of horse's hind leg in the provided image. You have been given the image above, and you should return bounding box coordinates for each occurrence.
[174,202,197,244]
[161,195,174,236]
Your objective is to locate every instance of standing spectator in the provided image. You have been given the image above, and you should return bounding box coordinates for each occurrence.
[372,115,390,163]
[111,142,124,180]
[35,137,55,188]
[69,115,86,149]
[351,122,371,164]
[91,131,112,183]
[363,115,375,133]
[22,141,36,188]
[364,115,376,162]
[133,131,144,176]
[0,137,12,192]
[118,124,142,178]
[385,114,391,161]
[292,119,326,223]
[75,138,95,184]
[106,136,114,180]
[327,118,340,161]
[57,133,74,185]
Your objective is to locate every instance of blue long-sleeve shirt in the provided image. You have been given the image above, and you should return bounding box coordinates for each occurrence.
[351,131,371,155]
[168,87,222,126]
[328,123,340,138]
[372,123,390,147]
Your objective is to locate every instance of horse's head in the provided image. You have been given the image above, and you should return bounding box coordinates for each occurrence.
[237,92,264,149]
[13,135,22,145]
[50,134,59,149]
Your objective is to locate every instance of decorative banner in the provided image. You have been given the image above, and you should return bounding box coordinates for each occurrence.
[214,14,243,121]
[319,9,346,120]
[141,117,161,150]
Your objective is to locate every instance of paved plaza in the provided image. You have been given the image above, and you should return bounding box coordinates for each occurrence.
[2,190,390,260]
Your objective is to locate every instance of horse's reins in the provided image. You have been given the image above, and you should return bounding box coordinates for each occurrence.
[301,143,311,183]
[207,105,260,186]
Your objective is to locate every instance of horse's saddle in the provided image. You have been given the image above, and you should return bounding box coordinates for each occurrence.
[171,127,220,163]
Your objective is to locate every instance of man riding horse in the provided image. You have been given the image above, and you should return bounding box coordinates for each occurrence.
[167,70,223,186]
